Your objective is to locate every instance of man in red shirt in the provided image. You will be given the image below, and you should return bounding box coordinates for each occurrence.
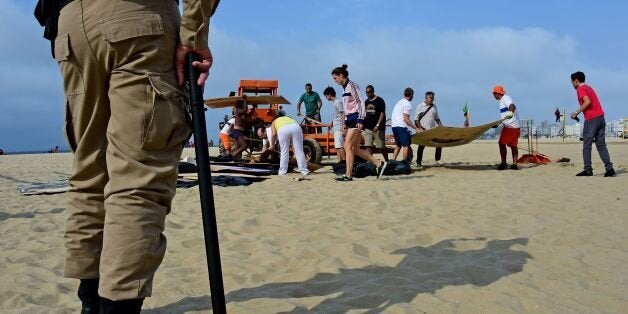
[570,71,615,177]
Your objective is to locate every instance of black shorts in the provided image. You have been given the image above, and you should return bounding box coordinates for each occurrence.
[231,129,244,139]
[345,112,359,129]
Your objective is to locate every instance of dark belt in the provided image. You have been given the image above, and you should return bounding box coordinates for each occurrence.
[34,0,74,58]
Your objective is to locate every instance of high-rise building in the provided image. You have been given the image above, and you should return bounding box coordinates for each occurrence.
[540,120,549,137]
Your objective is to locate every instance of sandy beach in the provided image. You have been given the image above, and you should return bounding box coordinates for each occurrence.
[1,141,627,313]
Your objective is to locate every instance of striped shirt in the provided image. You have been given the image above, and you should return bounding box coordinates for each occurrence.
[341,79,366,123]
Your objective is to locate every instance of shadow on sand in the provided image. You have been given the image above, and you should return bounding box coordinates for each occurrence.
[439,162,540,171]
[146,237,531,313]
[0,208,65,222]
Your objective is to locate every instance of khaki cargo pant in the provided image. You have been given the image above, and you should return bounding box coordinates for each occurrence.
[56,0,190,300]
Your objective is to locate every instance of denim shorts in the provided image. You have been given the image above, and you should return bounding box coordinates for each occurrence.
[392,127,411,147]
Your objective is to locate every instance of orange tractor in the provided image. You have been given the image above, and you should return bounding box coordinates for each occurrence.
[205,80,331,163]
[205,80,395,164]
[205,80,395,163]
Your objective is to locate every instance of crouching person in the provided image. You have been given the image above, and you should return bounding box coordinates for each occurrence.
[258,116,309,176]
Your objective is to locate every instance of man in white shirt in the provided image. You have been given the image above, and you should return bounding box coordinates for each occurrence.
[219,117,235,156]
[492,85,520,170]
[413,91,442,167]
[391,88,421,162]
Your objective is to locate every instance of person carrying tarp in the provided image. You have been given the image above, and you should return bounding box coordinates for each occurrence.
[492,85,520,170]
[414,91,443,168]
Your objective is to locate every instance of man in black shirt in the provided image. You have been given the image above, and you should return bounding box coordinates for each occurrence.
[363,85,389,161]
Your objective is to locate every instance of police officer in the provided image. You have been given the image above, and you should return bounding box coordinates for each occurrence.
[51,0,220,312]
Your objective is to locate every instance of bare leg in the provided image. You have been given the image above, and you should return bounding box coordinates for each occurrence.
[351,136,382,167]
[336,148,346,161]
[354,148,381,167]
[344,130,358,177]
[230,141,239,157]
[378,148,389,161]
[499,144,507,164]
[232,137,248,159]
[392,146,401,160]
[511,146,518,165]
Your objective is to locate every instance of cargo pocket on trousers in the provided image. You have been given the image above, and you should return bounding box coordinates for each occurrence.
[54,34,85,96]
[142,73,192,151]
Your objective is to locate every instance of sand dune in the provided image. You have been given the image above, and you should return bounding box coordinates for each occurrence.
[1,141,626,313]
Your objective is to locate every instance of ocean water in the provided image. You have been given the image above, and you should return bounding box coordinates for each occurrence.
[1,150,71,156]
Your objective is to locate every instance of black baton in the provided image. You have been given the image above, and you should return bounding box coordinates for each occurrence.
[185,53,226,313]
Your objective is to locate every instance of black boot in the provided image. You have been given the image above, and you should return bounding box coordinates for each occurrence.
[78,279,100,314]
[576,170,593,176]
[100,297,144,314]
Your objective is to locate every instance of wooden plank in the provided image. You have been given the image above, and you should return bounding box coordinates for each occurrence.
[204,95,291,109]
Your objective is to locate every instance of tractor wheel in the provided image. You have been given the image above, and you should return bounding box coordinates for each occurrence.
[302,138,323,164]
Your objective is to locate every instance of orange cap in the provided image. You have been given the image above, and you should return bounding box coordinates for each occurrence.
[492,85,506,95]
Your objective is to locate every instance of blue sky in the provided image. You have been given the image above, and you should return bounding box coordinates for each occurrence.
[1,0,627,152]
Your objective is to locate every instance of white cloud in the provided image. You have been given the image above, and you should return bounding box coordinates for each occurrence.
[205,25,627,130]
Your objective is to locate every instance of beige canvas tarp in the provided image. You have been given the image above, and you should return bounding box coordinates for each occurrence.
[411,119,504,147]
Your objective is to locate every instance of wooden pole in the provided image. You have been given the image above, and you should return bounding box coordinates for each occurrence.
[562,108,566,142]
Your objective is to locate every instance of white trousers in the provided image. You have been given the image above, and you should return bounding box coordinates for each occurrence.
[277,123,309,175]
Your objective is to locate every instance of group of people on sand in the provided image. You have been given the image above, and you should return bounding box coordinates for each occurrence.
[237,64,451,181]
[488,71,615,177]
[219,67,616,180]
[286,64,512,180]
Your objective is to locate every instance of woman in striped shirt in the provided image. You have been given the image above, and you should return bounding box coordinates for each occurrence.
[331,64,387,181]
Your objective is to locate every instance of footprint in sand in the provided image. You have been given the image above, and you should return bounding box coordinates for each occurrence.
[166,220,185,229]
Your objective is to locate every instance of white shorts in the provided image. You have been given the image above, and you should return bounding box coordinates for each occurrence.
[334,130,344,149]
